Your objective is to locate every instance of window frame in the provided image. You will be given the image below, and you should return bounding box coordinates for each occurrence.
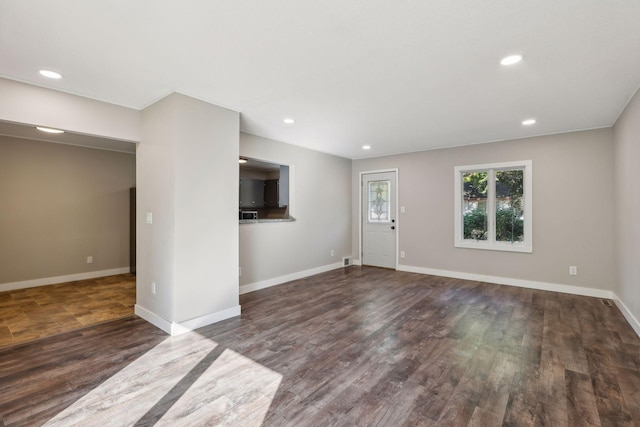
[454,160,532,253]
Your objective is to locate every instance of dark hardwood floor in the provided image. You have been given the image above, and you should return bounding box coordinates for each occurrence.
[0,266,638,426]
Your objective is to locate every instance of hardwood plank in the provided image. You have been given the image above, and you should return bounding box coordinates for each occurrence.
[0,266,638,426]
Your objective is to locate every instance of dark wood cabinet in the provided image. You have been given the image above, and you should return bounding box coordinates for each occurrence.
[264,179,279,207]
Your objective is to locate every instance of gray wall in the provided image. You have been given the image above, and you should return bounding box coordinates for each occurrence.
[613,88,640,322]
[352,128,615,291]
[138,93,239,326]
[239,133,352,288]
[0,136,135,284]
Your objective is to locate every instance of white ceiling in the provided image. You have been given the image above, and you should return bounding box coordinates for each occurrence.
[1,1,639,159]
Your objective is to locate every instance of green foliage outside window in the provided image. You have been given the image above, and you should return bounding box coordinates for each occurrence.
[463,170,524,242]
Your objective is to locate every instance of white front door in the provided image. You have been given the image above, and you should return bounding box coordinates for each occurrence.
[362,171,396,269]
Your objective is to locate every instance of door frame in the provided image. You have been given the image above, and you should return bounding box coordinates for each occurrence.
[358,168,399,270]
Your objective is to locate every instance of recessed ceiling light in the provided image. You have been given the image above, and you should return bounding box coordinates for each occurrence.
[522,119,536,126]
[362,145,371,150]
[36,126,64,134]
[283,118,295,124]
[39,69,62,79]
[500,55,523,66]
[239,158,248,164]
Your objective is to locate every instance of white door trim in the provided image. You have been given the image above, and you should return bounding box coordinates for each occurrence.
[359,168,399,269]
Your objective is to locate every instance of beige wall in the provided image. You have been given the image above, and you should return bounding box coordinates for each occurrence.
[0,136,135,284]
[352,128,615,291]
[239,133,352,290]
[613,88,640,324]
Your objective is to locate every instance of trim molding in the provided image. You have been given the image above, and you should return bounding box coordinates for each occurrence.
[239,262,344,295]
[352,258,362,266]
[397,264,614,299]
[0,267,130,292]
[135,304,172,334]
[171,305,241,336]
[135,304,242,336]
[613,293,640,338]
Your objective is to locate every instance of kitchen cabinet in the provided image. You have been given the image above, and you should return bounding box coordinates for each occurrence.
[264,179,279,207]
[239,179,265,208]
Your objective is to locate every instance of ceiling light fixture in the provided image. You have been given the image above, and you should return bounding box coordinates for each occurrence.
[522,119,536,126]
[39,69,62,79]
[362,145,371,150]
[36,126,64,134]
[500,55,523,66]
[283,118,295,124]
[239,158,248,164]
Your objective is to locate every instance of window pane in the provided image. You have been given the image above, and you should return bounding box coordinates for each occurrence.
[368,180,390,223]
[463,172,488,240]
[495,169,524,243]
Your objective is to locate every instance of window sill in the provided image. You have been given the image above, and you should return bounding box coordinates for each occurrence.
[455,241,532,253]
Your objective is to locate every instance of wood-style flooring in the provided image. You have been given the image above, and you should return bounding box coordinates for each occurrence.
[0,266,639,426]
[0,274,135,349]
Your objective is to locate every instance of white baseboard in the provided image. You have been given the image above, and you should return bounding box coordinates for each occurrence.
[171,305,241,336]
[612,293,640,338]
[135,304,172,334]
[396,264,615,299]
[352,258,362,266]
[135,304,242,336]
[239,262,344,295]
[0,267,131,292]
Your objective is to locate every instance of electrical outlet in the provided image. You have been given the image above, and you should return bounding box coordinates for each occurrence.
[86,256,93,264]
[569,266,577,276]
[400,251,405,258]
[146,212,153,224]
[152,282,157,294]
[330,250,335,257]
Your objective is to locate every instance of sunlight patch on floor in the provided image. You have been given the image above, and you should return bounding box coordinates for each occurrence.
[43,332,282,426]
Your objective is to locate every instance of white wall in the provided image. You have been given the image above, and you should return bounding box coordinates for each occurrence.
[137,93,240,332]
[239,133,351,292]
[352,128,615,293]
[613,88,640,328]
[0,78,140,142]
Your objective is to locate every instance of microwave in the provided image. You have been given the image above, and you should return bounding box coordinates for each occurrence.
[240,210,258,220]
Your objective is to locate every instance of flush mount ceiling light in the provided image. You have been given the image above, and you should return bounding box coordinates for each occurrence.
[362,145,371,150]
[283,118,295,124]
[522,119,536,126]
[39,69,62,79]
[239,158,248,164]
[36,126,64,134]
[500,55,523,66]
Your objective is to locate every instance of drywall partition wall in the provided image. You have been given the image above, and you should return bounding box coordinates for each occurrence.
[172,94,239,325]
[0,78,140,142]
[352,128,615,293]
[138,93,240,333]
[137,94,178,325]
[613,87,640,330]
[0,135,135,287]
[239,133,351,292]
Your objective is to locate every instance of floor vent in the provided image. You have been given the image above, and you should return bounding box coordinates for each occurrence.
[343,257,351,267]
[601,299,613,307]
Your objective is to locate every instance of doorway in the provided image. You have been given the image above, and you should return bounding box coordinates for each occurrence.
[361,170,397,269]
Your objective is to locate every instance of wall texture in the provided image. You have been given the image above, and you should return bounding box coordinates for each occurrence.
[137,93,239,331]
[352,128,615,292]
[239,133,352,290]
[0,78,140,142]
[613,88,640,325]
[0,136,135,284]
